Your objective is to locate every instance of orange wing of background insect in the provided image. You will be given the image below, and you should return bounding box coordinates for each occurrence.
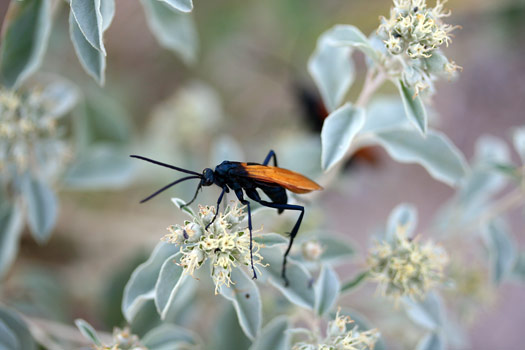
[241,164,323,194]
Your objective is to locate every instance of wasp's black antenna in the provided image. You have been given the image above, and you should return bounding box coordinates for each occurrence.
[140,176,202,203]
[130,155,203,176]
[183,183,202,208]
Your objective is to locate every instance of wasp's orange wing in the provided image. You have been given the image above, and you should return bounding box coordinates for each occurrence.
[239,164,323,194]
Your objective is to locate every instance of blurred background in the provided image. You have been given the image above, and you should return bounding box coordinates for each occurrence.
[1,0,524,348]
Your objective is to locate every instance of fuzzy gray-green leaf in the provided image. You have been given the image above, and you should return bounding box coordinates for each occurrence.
[154,252,186,319]
[0,197,23,279]
[314,264,340,316]
[321,103,365,171]
[100,0,115,32]
[0,319,19,350]
[218,268,262,340]
[386,203,418,241]
[69,10,105,84]
[75,319,102,346]
[142,324,200,350]
[250,316,290,350]
[21,175,58,244]
[70,0,106,54]
[141,0,198,64]
[160,0,194,13]
[513,126,525,163]
[398,80,427,135]
[0,0,52,88]
[403,292,444,331]
[416,332,445,350]
[308,33,354,112]
[482,219,516,285]
[320,24,380,62]
[0,307,36,350]
[374,129,468,186]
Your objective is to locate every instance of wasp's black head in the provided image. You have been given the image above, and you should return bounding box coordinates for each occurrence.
[202,168,214,186]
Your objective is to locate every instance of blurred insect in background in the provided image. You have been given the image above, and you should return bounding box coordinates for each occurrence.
[131,151,323,285]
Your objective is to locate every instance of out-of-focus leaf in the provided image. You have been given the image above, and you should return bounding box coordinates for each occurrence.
[100,0,115,32]
[171,197,196,217]
[0,0,52,88]
[250,316,290,350]
[122,242,179,322]
[141,0,198,64]
[21,174,58,244]
[63,146,134,190]
[70,0,106,54]
[512,126,525,163]
[398,80,427,135]
[374,129,468,186]
[321,103,365,171]
[340,270,368,294]
[320,25,380,63]
[75,319,102,346]
[361,96,409,134]
[154,252,187,319]
[142,324,200,350]
[314,235,355,264]
[416,332,446,350]
[314,264,340,316]
[0,197,23,279]
[69,10,105,85]
[512,252,525,281]
[482,219,516,285]
[386,203,418,241]
[39,78,79,118]
[0,307,36,350]
[160,0,194,13]
[260,246,316,309]
[218,268,262,340]
[254,233,288,247]
[403,292,445,331]
[308,30,354,112]
[212,305,251,350]
[0,319,19,350]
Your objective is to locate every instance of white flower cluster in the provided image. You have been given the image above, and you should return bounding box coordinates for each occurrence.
[94,327,147,350]
[367,227,449,302]
[163,202,265,294]
[293,309,380,350]
[0,86,70,174]
[378,0,460,95]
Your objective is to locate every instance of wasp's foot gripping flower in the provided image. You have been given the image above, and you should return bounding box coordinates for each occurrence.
[162,202,266,294]
[94,327,147,350]
[293,308,380,350]
[367,228,449,302]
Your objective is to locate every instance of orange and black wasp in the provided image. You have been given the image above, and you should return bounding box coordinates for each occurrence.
[131,151,322,285]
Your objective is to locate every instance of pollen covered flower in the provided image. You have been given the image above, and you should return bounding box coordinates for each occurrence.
[94,327,147,350]
[162,202,266,294]
[293,308,380,350]
[367,228,448,302]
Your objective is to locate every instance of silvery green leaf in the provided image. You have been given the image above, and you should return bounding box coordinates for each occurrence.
[74,319,102,346]
[212,305,251,350]
[313,235,355,264]
[361,96,409,134]
[0,319,19,350]
[70,0,106,54]
[340,271,368,294]
[398,80,427,135]
[142,324,200,350]
[0,0,52,88]
[403,292,444,331]
[320,25,380,63]
[159,0,194,13]
[100,0,115,32]
[512,126,525,163]
[141,0,198,64]
[474,135,510,164]
[482,219,516,285]
[122,242,179,322]
[63,146,134,189]
[386,203,417,242]
[422,51,449,74]
[250,316,290,350]
[40,78,79,118]
[321,103,365,171]
[218,268,262,340]
[69,10,105,85]
[261,247,315,309]
[308,32,354,112]
[0,199,23,279]
[171,197,196,217]
[374,129,468,186]
[0,307,36,350]
[314,264,340,316]
[154,252,187,319]
[416,332,445,350]
[253,233,288,247]
[21,175,58,244]
[512,252,525,281]
[210,135,245,166]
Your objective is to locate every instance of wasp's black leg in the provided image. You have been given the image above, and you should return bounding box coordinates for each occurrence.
[205,187,227,230]
[262,150,278,167]
[252,200,304,286]
[234,189,257,279]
